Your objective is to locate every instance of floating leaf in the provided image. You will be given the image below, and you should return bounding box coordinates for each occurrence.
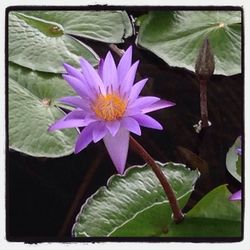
[73,162,199,237]
[9,10,133,73]
[137,11,241,75]
[226,136,242,182]
[168,185,241,237]
[8,63,77,157]
[21,10,133,43]
[8,11,99,73]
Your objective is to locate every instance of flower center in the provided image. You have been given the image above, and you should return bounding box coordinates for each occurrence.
[92,94,127,121]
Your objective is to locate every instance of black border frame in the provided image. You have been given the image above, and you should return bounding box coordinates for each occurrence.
[5,5,245,243]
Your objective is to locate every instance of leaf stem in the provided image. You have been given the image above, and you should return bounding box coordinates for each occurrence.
[109,44,125,57]
[129,135,184,223]
[200,78,209,128]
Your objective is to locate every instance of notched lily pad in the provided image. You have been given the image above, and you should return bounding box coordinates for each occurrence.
[168,185,241,237]
[8,11,99,73]
[137,10,241,75]
[72,162,199,237]
[8,63,77,157]
[9,10,133,73]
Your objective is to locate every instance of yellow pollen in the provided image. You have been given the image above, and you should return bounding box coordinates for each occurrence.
[92,94,127,121]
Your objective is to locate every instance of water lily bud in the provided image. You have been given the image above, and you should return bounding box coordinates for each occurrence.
[195,38,215,79]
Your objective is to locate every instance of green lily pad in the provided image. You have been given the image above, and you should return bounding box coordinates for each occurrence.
[21,10,133,43]
[8,10,133,73]
[168,185,241,237]
[73,162,199,237]
[226,136,242,182]
[137,11,241,76]
[8,63,77,157]
[8,11,99,73]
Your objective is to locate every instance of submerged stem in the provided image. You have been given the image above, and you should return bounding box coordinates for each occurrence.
[129,136,184,223]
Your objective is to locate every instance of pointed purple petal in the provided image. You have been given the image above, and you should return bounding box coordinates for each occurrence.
[105,120,120,136]
[48,117,87,132]
[128,78,148,102]
[80,57,106,95]
[58,96,90,111]
[121,117,141,135]
[128,96,160,111]
[133,114,163,130]
[75,123,97,153]
[92,122,108,143]
[229,190,242,201]
[102,51,118,90]
[63,74,90,99]
[63,63,86,83]
[63,110,85,120]
[120,60,139,96]
[98,58,104,79]
[142,100,176,114]
[117,46,132,83]
[103,128,129,174]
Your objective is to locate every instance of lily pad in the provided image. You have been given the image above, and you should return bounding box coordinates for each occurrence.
[226,136,242,182]
[137,11,241,76]
[8,10,133,73]
[21,10,133,43]
[168,185,241,237]
[8,63,77,157]
[8,11,99,73]
[72,162,199,237]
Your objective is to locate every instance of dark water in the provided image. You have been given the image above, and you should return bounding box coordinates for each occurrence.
[7,18,243,241]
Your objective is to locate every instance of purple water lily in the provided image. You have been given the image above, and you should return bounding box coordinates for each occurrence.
[49,46,175,174]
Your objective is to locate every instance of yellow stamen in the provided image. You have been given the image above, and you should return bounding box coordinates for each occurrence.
[92,93,127,121]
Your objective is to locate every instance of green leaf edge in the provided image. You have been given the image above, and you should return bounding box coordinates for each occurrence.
[226,136,242,182]
[72,162,199,237]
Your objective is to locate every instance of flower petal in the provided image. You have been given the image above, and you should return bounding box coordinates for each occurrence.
[128,78,148,102]
[58,96,90,111]
[98,58,104,79]
[117,46,132,83]
[102,51,118,90]
[63,110,85,120]
[48,116,86,132]
[63,63,86,83]
[142,100,176,114]
[75,123,97,153]
[120,60,139,96]
[63,74,90,98]
[105,120,120,136]
[121,117,141,135]
[80,57,106,95]
[92,122,108,143]
[103,128,129,174]
[133,114,163,130]
[128,96,160,111]
[229,190,242,201]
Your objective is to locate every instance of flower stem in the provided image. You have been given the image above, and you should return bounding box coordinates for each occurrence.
[129,135,184,223]
[200,78,209,128]
[109,44,125,57]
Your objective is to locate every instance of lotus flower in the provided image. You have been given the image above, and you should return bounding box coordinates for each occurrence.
[49,46,175,174]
